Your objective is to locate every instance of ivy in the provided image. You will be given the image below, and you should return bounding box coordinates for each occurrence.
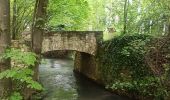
[99,34,152,83]
[111,77,168,99]
[99,34,169,99]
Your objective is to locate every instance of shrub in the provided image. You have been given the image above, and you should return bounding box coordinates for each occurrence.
[0,48,43,100]
[100,34,152,83]
[99,34,170,99]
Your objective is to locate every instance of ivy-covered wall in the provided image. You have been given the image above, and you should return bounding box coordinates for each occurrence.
[74,34,170,99]
[99,34,152,83]
[98,34,170,99]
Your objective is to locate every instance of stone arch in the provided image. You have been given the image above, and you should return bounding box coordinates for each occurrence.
[41,50,100,83]
[41,31,103,56]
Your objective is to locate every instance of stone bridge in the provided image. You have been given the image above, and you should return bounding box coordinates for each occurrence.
[42,31,103,55]
[42,31,105,85]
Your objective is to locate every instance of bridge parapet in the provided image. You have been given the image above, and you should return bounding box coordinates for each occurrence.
[42,31,103,55]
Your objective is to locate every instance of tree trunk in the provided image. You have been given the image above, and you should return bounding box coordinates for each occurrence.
[12,0,17,40]
[123,0,129,34]
[168,24,170,36]
[23,1,48,99]
[32,0,48,54]
[0,0,11,98]
[32,0,48,85]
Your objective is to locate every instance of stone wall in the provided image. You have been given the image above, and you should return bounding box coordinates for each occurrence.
[42,31,104,84]
[42,31,103,55]
[74,52,101,82]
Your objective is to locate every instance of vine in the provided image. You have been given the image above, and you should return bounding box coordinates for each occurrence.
[99,34,170,99]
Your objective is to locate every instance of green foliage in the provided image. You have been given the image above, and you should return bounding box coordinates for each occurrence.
[86,0,106,30]
[100,34,152,83]
[47,0,89,30]
[86,0,170,36]
[10,0,35,39]
[9,92,23,100]
[111,77,168,99]
[0,68,42,90]
[1,48,36,66]
[100,34,170,99]
[0,48,43,99]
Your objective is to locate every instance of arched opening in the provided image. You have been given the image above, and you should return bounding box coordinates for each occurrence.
[38,50,127,100]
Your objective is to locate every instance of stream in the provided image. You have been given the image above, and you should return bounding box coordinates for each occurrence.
[39,58,130,100]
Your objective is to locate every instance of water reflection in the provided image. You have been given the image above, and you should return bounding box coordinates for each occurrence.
[39,58,130,100]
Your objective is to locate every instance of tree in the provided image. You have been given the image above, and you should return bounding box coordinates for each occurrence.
[47,0,89,31]
[11,0,35,40]
[11,0,17,40]
[86,0,106,31]
[0,0,11,98]
[123,0,129,34]
[32,0,48,81]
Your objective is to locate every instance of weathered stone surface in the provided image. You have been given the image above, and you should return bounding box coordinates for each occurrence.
[74,52,101,82]
[42,31,103,85]
[42,31,103,55]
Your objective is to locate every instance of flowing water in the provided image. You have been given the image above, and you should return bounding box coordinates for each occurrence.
[39,58,130,100]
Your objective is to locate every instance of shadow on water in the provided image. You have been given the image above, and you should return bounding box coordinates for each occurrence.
[74,73,131,100]
[38,58,131,100]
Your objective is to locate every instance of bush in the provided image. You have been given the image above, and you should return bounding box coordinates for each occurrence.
[100,34,152,83]
[0,48,43,100]
[99,34,170,99]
